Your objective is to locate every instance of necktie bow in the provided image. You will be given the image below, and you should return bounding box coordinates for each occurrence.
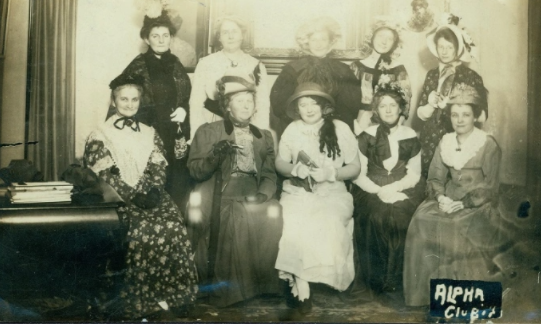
[114,116,140,132]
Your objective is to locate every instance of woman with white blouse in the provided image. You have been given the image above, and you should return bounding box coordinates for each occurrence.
[189,15,270,140]
[351,79,424,295]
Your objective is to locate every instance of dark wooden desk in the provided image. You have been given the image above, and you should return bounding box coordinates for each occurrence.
[0,181,126,300]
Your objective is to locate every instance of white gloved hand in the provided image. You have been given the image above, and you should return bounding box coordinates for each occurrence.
[377,186,407,204]
[443,201,464,214]
[291,162,310,179]
[428,91,440,108]
[170,107,187,123]
[309,166,336,183]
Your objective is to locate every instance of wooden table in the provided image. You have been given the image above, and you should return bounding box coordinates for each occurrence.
[0,181,126,300]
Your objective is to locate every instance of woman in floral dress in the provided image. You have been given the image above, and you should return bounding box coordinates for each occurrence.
[416,17,487,178]
[85,74,197,319]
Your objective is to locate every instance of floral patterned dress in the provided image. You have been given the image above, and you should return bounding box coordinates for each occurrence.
[84,117,198,318]
[417,64,486,178]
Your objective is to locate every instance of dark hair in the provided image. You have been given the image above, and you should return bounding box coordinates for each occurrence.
[213,16,248,49]
[294,95,341,160]
[446,103,483,119]
[371,89,407,117]
[433,27,459,52]
[371,27,399,64]
[140,12,177,39]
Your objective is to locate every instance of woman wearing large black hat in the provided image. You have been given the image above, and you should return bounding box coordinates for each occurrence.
[107,8,193,211]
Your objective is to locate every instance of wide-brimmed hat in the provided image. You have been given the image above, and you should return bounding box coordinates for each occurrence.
[447,83,480,105]
[285,82,335,120]
[217,69,257,97]
[359,16,404,61]
[426,24,469,61]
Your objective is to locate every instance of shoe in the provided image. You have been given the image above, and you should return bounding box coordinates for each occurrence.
[297,297,312,315]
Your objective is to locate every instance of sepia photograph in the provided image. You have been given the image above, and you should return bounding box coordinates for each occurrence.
[0,0,540,322]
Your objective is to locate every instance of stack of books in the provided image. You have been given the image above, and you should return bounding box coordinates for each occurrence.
[7,181,73,204]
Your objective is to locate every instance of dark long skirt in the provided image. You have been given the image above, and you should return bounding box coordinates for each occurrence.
[352,180,424,294]
[190,176,283,307]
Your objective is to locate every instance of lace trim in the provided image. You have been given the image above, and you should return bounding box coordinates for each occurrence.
[91,117,155,187]
[440,127,487,170]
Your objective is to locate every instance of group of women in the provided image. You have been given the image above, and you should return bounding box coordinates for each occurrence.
[81,7,511,320]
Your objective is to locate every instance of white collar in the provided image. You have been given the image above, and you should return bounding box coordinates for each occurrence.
[91,116,156,187]
[440,127,487,170]
[364,124,416,140]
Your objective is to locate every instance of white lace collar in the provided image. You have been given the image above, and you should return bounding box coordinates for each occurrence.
[440,127,487,170]
[90,115,155,187]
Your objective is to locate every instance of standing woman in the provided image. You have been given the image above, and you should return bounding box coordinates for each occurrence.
[275,82,361,314]
[350,17,412,135]
[270,17,361,138]
[404,84,507,306]
[416,17,487,179]
[190,15,270,139]
[187,71,282,307]
[108,11,192,210]
[86,74,198,319]
[351,80,423,295]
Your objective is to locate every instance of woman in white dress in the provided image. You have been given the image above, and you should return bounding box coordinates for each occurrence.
[275,82,361,314]
[189,15,270,139]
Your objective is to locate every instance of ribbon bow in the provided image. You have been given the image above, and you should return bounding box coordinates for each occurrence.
[114,116,140,132]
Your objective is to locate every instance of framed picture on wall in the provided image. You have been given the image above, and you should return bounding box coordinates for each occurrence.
[0,0,9,57]
[159,0,210,71]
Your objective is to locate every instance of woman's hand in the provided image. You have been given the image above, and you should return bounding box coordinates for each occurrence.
[438,195,464,213]
[309,166,336,183]
[428,91,446,108]
[377,185,407,204]
[170,107,187,123]
[245,193,268,205]
[212,140,236,158]
[291,162,310,179]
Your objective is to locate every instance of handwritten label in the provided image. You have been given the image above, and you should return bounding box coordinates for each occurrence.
[430,279,502,322]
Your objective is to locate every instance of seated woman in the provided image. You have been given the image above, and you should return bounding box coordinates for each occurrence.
[351,80,424,295]
[404,84,505,306]
[275,82,361,314]
[187,70,283,307]
[84,74,198,319]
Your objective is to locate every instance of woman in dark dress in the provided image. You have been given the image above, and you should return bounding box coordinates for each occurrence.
[270,16,361,139]
[187,70,283,307]
[350,17,412,134]
[107,11,193,210]
[85,74,198,319]
[416,18,487,179]
[351,80,423,295]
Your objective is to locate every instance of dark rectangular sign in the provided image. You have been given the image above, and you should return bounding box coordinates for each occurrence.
[430,279,502,321]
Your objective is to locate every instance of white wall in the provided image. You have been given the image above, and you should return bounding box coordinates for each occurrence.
[75,0,142,158]
[0,0,30,167]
